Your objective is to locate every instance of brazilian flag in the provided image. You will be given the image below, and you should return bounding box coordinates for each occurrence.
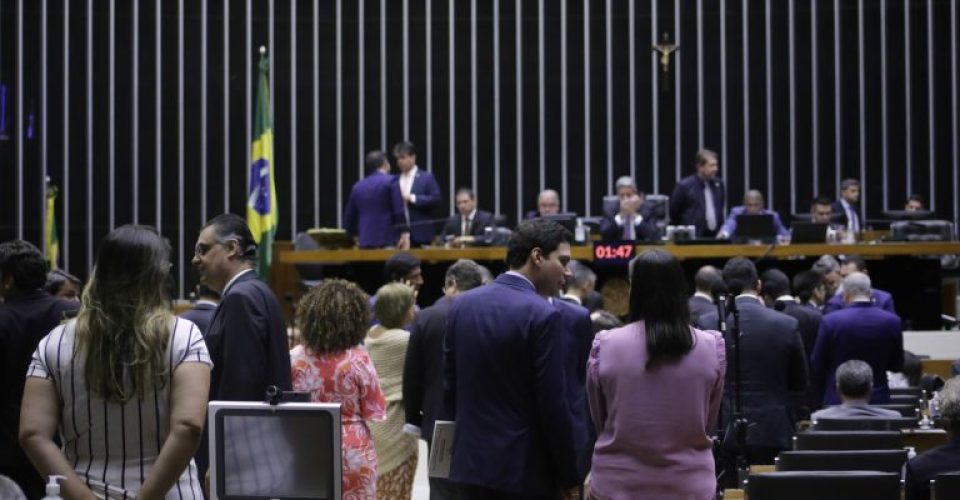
[247,49,278,280]
[45,183,60,270]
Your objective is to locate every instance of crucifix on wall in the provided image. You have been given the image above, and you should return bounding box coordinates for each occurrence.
[652,32,679,93]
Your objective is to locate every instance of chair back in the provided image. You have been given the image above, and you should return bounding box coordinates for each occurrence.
[775,450,908,474]
[814,417,917,431]
[793,431,903,451]
[746,471,900,500]
[890,394,922,405]
[874,404,919,417]
[934,472,960,500]
[890,387,923,398]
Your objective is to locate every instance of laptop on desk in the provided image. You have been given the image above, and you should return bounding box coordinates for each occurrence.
[732,214,777,243]
[791,222,830,244]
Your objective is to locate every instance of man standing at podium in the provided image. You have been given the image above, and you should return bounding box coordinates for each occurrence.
[670,149,725,238]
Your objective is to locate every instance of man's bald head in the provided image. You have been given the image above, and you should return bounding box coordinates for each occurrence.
[743,190,765,215]
[538,189,561,216]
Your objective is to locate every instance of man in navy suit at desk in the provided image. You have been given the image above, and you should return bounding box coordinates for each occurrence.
[444,219,580,499]
[395,141,443,246]
[670,148,725,238]
[344,150,410,249]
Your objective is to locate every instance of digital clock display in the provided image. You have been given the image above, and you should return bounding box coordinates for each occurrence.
[593,242,636,264]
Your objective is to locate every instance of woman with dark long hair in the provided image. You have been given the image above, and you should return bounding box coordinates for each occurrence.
[19,225,211,499]
[586,249,726,499]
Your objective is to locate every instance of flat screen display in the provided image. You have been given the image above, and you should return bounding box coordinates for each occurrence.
[214,407,338,499]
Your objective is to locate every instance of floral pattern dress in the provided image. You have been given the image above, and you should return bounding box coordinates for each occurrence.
[291,345,387,500]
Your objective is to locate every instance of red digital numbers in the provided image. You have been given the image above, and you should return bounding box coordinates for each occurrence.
[594,243,635,261]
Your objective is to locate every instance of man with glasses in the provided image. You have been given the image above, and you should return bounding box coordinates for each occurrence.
[191,213,292,477]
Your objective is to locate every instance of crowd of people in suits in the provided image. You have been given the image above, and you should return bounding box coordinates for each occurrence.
[344,143,932,250]
[0,205,958,499]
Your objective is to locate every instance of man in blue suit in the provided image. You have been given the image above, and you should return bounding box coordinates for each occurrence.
[822,255,896,315]
[344,150,411,249]
[552,294,595,484]
[811,272,904,406]
[716,189,789,240]
[669,149,725,238]
[395,141,443,246]
[444,219,580,499]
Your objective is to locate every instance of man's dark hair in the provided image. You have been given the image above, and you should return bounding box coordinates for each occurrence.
[629,249,692,366]
[444,259,483,292]
[760,268,791,301]
[590,310,623,334]
[907,193,926,205]
[722,257,759,293]
[842,255,867,272]
[45,269,82,295]
[694,148,717,167]
[392,141,417,157]
[693,265,722,294]
[840,178,860,190]
[811,195,834,208]
[455,187,475,200]
[0,240,48,292]
[505,219,572,270]
[201,214,258,264]
[365,150,388,174]
[792,269,824,303]
[835,359,874,399]
[384,252,421,283]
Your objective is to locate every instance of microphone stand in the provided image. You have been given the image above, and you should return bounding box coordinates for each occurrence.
[728,294,748,488]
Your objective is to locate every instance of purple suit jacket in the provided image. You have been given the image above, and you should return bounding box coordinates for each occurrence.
[811,302,904,406]
[343,171,407,248]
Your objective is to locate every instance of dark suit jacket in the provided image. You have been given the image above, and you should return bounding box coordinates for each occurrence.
[554,298,595,479]
[179,301,217,336]
[810,302,904,406]
[777,300,823,361]
[204,271,293,401]
[688,295,716,326]
[823,288,896,315]
[830,199,860,230]
[443,273,579,495]
[669,174,725,237]
[403,296,451,444]
[905,437,960,500]
[405,168,443,245]
[440,210,496,241]
[698,297,807,450]
[344,171,408,248]
[598,213,660,242]
[0,291,78,498]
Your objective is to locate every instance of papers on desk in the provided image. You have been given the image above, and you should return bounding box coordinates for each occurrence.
[428,421,455,478]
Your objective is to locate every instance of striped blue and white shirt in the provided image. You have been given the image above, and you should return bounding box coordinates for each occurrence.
[27,318,212,500]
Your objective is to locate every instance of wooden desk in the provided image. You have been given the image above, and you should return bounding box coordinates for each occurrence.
[901,428,949,454]
[279,241,960,264]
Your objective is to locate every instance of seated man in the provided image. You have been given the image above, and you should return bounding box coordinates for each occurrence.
[716,189,788,240]
[525,189,561,219]
[905,376,960,500]
[598,176,659,241]
[905,194,926,212]
[822,255,895,315]
[811,360,901,420]
[441,187,495,246]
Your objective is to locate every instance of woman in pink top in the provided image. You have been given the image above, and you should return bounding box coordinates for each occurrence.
[587,249,726,500]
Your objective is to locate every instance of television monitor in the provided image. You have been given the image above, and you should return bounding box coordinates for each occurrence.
[209,401,342,500]
[732,213,777,243]
[540,212,579,233]
[790,222,829,244]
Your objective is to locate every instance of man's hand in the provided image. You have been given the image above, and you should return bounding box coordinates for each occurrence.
[619,194,642,216]
[402,192,413,204]
[397,233,411,250]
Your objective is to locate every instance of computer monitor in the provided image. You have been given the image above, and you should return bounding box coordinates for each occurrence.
[732,213,776,243]
[540,212,578,233]
[209,401,342,500]
[790,222,829,244]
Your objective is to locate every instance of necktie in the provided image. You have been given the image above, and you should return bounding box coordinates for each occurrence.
[704,183,717,231]
[463,217,472,236]
[622,214,635,240]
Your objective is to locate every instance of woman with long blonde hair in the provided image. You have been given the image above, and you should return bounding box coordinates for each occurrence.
[19,225,212,499]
